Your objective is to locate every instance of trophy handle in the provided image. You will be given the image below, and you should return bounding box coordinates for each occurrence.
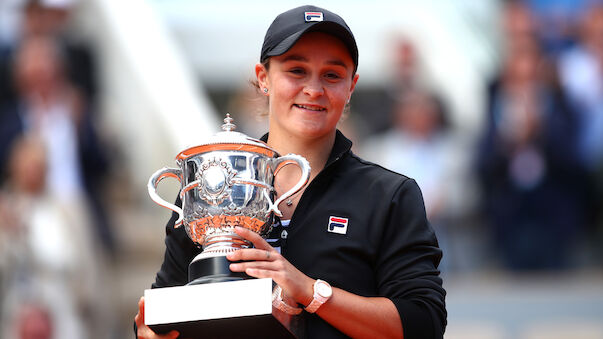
[271,154,311,217]
[148,167,184,227]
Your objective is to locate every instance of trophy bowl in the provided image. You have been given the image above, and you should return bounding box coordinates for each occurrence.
[148,114,310,284]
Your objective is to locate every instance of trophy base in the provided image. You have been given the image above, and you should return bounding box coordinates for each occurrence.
[188,254,251,285]
[145,278,302,339]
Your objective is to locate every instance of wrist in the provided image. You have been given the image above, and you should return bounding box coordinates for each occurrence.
[300,279,315,307]
[288,276,315,307]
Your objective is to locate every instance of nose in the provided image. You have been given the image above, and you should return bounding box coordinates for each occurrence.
[303,77,324,98]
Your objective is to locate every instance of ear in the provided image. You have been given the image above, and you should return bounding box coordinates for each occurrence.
[348,73,359,100]
[255,63,269,94]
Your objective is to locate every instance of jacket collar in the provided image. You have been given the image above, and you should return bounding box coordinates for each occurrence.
[259,130,352,167]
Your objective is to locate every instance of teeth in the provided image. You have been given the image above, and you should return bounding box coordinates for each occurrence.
[296,104,324,111]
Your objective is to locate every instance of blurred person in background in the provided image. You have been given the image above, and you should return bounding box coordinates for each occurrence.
[350,36,428,140]
[386,38,425,103]
[359,89,470,272]
[0,0,97,107]
[0,33,115,255]
[476,0,588,270]
[0,136,102,339]
[558,1,603,264]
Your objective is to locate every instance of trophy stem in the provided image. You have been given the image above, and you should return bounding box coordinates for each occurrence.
[204,233,252,253]
[188,254,252,285]
[187,234,255,285]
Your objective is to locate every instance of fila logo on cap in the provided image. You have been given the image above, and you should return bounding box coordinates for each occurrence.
[305,11,324,22]
[328,216,348,234]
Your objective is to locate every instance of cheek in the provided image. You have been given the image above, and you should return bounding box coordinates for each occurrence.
[269,79,298,105]
[328,87,350,109]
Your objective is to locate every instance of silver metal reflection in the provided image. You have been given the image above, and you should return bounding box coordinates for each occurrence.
[148,114,310,262]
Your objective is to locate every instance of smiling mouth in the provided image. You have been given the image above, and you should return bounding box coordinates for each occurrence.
[294,104,326,112]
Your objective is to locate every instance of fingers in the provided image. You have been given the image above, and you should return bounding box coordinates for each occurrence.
[140,328,180,339]
[230,257,282,272]
[135,296,180,339]
[162,330,180,339]
[240,267,275,279]
[231,261,282,280]
[135,297,145,326]
[227,247,284,279]
[233,226,271,250]
[227,247,277,262]
[227,226,277,262]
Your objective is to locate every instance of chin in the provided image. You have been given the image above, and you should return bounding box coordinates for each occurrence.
[293,124,335,140]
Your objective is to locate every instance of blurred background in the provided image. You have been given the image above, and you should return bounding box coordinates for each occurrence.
[0,0,602,338]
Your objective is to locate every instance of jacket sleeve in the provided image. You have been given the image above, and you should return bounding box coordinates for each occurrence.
[152,196,199,288]
[376,178,447,339]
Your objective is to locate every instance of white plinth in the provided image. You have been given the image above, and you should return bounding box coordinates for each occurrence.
[144,278,301,339]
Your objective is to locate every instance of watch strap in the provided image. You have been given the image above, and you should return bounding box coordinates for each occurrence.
[304,298,322,313]
[272,285,302,315]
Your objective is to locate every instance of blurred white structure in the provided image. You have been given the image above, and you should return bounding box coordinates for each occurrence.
[74,0,218,193]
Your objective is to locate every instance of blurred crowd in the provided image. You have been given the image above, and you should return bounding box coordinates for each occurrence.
[0,0,602,338]
[354,0,603,272]
[353,0,602,273]
[0,0,115,338]
[475,0,603,270]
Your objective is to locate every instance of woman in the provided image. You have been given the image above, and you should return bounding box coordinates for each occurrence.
[135,5,446,338]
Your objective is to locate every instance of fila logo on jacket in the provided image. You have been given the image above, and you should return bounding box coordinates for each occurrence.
[328,216,348,235]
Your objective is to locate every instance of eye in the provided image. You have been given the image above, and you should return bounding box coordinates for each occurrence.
[288,68,305,76]
[324,71,343,80]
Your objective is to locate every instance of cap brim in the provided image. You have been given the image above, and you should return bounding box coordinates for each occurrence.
[263,22,358,69]
[264,29,307,59]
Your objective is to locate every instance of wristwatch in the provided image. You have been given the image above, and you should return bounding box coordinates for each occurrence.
[272,285,302,315]
[304,279,332,313]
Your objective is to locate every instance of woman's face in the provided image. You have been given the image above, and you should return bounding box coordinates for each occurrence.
[256,31,359,141]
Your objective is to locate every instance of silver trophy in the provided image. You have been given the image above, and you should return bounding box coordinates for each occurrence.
[148,114,311,285]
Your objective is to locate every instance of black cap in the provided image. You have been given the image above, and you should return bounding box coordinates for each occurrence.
[260,5,358,72]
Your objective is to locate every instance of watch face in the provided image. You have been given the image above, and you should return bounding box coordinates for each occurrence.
[317,281,332,298]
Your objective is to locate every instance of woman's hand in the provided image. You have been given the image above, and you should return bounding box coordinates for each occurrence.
[226,226,314,307]
[134,297,180,339]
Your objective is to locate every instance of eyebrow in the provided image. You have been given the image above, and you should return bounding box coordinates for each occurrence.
[281,54,349,69]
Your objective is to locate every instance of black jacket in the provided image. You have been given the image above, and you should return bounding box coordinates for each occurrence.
[152,130,447,338]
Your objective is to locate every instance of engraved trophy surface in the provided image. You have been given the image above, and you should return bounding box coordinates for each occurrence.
[148,114,311,285]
